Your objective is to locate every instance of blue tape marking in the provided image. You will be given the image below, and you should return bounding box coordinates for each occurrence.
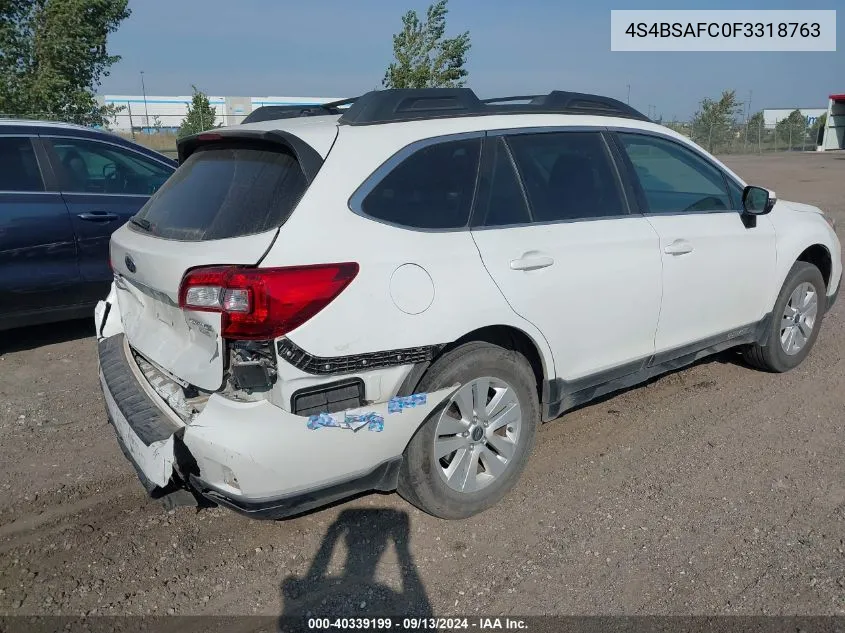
[307,411,385,432]
[387,392,428,414]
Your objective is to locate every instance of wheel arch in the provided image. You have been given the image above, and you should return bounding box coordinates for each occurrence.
[398,324,553,405]
[796,243,832,289]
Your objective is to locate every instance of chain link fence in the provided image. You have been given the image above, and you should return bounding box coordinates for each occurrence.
[664,118,821,156]
[2,111,823,158]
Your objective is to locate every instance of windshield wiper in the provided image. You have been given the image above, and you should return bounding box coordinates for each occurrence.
[129,216,152,232]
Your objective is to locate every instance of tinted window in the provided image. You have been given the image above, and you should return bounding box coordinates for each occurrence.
[479,138,531,227]
[618,133,732,214]
[0,137,44,192]
[51,138,172,196]
[361,138,481,229]
[506,132,625,222]
[133,145,307,241]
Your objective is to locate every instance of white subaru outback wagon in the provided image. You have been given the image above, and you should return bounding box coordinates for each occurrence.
[95,88,841,520]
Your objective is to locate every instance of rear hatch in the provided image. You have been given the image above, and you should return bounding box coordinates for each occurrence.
[110,126,334,391]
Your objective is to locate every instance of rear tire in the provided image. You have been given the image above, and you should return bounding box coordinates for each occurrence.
[397,342,539,519]
[742,262,826,372]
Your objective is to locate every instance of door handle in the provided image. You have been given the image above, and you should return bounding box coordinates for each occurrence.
[510,255,555,271]
[77,211,118,222]
[664,239,694,255]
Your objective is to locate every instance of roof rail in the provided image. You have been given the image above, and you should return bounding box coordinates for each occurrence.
[336,88,650,126]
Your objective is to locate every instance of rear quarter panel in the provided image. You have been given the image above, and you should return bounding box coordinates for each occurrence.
[259,123,557,382]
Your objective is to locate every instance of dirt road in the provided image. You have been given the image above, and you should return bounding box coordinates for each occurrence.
[1,152,843,618]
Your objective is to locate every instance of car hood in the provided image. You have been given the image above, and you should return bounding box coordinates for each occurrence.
[778,199,825,216]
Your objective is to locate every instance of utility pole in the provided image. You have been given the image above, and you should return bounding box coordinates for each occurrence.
[626,84,631,105]
[140,71,150,134]
[743,89,752,150]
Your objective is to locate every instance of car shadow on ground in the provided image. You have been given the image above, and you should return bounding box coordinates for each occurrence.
[278,508,432,627]
[0,318,94,354]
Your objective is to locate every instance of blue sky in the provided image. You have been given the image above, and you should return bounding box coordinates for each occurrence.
[100,0,843,120]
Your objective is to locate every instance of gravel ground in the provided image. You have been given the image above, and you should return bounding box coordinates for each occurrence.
[0,152,843,620]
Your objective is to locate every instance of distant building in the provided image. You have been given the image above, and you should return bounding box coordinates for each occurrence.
[762,107,827,128]
[818,93,845,151]
[98,95,346,132]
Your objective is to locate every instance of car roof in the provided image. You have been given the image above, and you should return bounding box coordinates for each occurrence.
[0,119,177,165]
[0,118,96,132]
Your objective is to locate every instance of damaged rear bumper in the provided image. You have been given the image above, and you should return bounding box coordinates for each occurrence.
[189,458,402,520]
[97,331,457,519]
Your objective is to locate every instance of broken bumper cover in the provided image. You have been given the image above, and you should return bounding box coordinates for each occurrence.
[97,333,458,519]
[99,334,182,491]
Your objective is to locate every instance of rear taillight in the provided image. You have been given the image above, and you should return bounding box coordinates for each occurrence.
[178,263,359,340]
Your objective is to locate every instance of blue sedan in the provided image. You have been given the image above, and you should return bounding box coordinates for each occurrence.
[0,120,177,331]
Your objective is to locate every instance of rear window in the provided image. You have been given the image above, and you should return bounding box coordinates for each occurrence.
[132,145,308,241]
[360,137,481,229]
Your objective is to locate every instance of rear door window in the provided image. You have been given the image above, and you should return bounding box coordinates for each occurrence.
[0,137,44,192]
[360,137,481,229]
[506,131,626,222]
[132,145,308,241]
[50,138,172,196]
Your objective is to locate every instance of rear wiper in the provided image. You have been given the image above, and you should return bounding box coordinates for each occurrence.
[129,216,152,232]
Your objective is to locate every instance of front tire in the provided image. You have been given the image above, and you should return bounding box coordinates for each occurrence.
[742,261,826,372]
[397,342,539,519]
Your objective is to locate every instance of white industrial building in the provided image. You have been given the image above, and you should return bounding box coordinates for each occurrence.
[762,107,827,128]
[98,95,346,132]
[818,93,845,151]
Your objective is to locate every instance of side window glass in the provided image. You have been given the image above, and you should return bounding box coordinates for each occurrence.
[361,137,481,229]
[480,138,531,227]
[0,137,44,192]
[506,132,626,222]
[618,133,732,214]
[51,139,172,196]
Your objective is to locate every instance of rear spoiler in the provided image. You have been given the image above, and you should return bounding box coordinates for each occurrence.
[176,129,324,183]
[240,98,356,124]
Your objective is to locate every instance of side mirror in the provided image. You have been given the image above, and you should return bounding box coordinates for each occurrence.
[742,185,776,215]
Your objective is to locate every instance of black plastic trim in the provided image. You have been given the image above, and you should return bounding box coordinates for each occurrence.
[190,458,403,520]
[393,362,432,399]
[98,334,182,446]
[337,89,649,126]
[277,338,445,376]
[291,378,365,416]
[542,315,771,421]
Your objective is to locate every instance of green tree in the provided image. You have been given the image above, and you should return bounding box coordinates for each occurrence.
[775,109,808,148]
[0,0,130,124]
[383,0,471,89]
[178,86,218,139]
[747,110,764,131]
[691,90,743,154]
[809,112,827,146]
